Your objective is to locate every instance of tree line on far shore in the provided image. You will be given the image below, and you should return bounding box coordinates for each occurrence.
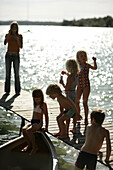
[0,16,113,27]
[62,16,113,27]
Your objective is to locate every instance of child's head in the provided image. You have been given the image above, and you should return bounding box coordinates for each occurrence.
[32,88,44,106]
[66,59,79,74]
[46,84,62,97]
[10,21,19,35]
[91,109,105,125]
[76,50,88,65]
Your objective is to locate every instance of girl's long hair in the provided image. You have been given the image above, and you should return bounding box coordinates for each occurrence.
[10,21,19,35]
[32,88,44,109]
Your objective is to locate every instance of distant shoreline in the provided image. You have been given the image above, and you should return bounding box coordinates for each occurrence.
[0,15,113,27]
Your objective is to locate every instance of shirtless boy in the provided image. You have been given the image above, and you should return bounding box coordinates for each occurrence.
[75,109,111,170]
[46,84,82,139]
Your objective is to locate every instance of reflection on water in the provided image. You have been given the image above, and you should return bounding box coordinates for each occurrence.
[0,107,21,145]
[0,25,112,170]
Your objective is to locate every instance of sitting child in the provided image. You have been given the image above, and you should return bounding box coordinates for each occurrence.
[22,88,49,155]
[75,109,111,170]
[46,84,82,139]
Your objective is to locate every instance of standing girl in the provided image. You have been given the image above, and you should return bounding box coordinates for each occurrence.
[60,59,79,134]
[22,88,49,155]
[76,50,97,125]
[4,21,23,95]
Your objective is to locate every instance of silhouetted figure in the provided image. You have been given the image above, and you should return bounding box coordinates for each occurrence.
[4,21,23,95]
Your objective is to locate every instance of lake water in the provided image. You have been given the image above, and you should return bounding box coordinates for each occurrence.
[0,25,113,169]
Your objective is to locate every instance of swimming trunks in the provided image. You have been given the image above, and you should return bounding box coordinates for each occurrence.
[31,119,40,125]
[79,64,89,89]
[75,151,97,170]
[65,108,75,118]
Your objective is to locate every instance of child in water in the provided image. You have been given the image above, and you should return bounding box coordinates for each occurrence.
[22,88,49,155]
[60,59,79,134]
[75,109,111,170]
[76,50,97,124]
[46,84,82,139]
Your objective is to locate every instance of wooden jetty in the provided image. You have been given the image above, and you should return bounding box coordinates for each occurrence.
[0,82,113,169]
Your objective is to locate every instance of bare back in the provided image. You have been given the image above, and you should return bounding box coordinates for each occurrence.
[81,124,107,155]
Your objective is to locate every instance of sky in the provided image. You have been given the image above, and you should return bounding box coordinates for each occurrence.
[0,0,113,21]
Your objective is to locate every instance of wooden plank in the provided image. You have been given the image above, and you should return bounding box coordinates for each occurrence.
[0,82,113,169]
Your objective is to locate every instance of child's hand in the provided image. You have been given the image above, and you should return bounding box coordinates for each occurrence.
[92,57,96,61]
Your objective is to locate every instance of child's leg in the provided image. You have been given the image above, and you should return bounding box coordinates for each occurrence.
[27,124,40,155]
[55,113,63,136]
[66,118,70,134]
[22,123,32,150]
[76,87,83,115]
[71,99,77,133]
[71,116,76,133]
[83,86,90,124]
[58,114,70,138]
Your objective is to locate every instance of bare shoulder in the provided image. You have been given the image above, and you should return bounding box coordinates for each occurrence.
[87,63,92,68]
[86,125,91,132]
[103,128,110,136]
[42,102,47,109]
[59,95,70,105]
[99,126,109,136]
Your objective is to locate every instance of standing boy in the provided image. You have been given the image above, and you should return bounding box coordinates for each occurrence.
[46,84,82,139]
[75,109,111,170]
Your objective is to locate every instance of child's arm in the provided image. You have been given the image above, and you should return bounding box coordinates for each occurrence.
[43,103,49,131]
[59,103,64,113]
[60,71,69,88]
[88,57,97,70]
[17,34,23,48]
[65,75,73,91]
[105,129,111,163]
[60,75,72,90]
[39,113,43,128]
[4,33,10,45]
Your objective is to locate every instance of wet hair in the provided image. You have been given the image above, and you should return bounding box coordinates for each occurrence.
[32,88,44,108]
[10,21,19,35]
[46,84,62,95]
[66,59,79,74]
[90,109,105,125]
[76,50,88,65]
